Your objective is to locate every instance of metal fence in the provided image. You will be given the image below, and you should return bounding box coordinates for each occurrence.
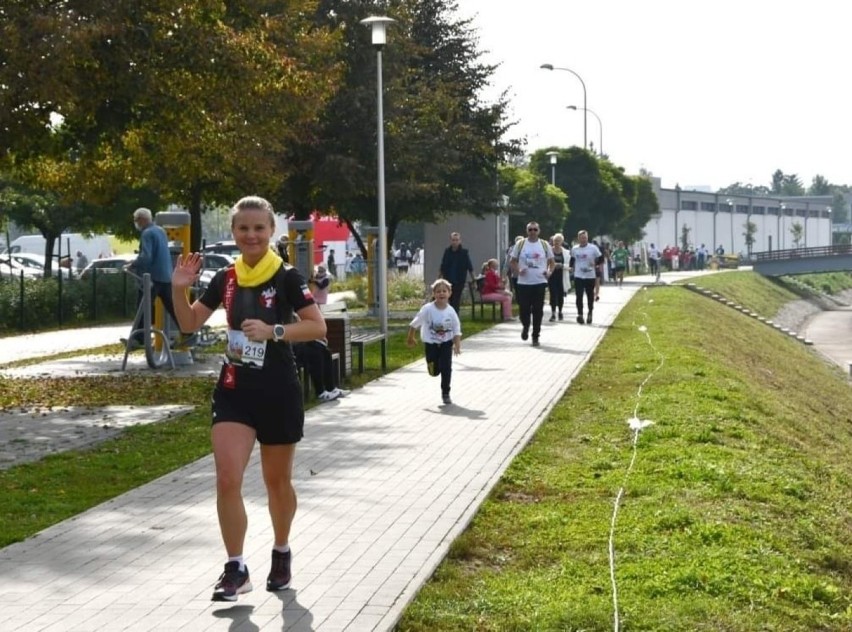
[0,270,137,333]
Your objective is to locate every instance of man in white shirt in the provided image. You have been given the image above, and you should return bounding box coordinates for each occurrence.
[569,230,603,324]
[510,221,554,347]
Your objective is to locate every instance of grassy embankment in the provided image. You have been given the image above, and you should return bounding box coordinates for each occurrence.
[397,272,852,631]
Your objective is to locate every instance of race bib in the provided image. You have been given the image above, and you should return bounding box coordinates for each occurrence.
[225,329,267,369]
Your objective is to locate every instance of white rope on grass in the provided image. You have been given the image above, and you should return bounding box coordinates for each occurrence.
[608,300,665,632]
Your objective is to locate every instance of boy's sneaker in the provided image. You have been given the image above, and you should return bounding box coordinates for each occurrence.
[318,390,339,403]
[442,394,452,405]
[330,387,350,398]
[267,550,292,591]
[212,562,252,601]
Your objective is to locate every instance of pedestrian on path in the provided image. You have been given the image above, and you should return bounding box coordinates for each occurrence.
[511,221,554,346]
[170,195,327,602]
[407,279,462,405]
[569,230,603,324]
[547,232,567,321]
[439,232,475,316]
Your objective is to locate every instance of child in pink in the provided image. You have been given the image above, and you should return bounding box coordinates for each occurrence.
[480,258,513,320]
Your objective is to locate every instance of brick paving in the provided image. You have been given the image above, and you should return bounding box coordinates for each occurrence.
[0,273,708,631]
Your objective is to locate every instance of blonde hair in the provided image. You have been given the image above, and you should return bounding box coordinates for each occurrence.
[230,196,275,228]
[430,278,452,292]
[552,232,564,245]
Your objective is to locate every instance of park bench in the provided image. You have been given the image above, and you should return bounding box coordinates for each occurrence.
[468,276,502,321]
[351,330,387,374]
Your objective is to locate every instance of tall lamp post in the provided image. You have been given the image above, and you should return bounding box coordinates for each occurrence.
[540,63,587,150]
[361,15,395,336]
[545,151,559,185]
[780,203,786,249]
[567,105,603,156]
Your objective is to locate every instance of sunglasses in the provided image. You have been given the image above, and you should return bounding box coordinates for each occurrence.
[527,227,539,232]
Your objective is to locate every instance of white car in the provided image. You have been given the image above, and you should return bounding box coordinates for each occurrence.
[79,254,137,280]
[197,253,235,288]
[4,252,72,278]
[0,255,40,278]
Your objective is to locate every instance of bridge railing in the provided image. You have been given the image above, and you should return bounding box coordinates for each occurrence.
[753,245,852,262]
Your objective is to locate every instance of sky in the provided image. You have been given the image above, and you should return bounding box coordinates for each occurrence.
[452,0,852,192]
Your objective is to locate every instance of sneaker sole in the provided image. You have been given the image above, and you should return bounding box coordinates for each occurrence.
[266,579,292,591]
[212,581,253,602]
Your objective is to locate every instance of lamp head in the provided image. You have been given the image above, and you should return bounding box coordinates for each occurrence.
[361,16,395,47]
[545,150,559,165]
[540,63,554,70]
[566,105,578,111]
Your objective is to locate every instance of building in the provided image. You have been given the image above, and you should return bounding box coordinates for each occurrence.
[644,179,842,256]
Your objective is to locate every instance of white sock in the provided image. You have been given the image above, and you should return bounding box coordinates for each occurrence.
[228,555,246,572]
[273,544,290,554]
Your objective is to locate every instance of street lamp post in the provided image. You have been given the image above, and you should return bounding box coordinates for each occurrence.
[780,203,786,249]
[361,15,395,337]
[827,207,833,245]
[804,202,811,247]
[545,151,559,186]
[567,105,602,156]
[540,63,587,150]
[713,194,719,255]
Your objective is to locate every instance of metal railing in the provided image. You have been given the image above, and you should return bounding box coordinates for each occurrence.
[753,244,852,262]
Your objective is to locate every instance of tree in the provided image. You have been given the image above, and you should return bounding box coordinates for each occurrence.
[790,221,804,248]
[809,175,832,195]
[743,220,757,256]
[275,0,519,254]
[498,164,568,239]
[1,0,341,250]
[524,147,657,244]
[830,191,849,224]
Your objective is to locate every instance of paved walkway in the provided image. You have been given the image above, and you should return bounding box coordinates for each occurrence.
[0,273,706,632]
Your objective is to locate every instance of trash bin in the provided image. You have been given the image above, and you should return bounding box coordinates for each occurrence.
[324,313,352,377]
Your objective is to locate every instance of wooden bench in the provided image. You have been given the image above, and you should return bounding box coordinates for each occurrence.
[468,276,502,321]
[351,331,387,374]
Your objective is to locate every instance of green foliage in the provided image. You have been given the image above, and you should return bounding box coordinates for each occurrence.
[499,164,568,239]
[0,274,135,334]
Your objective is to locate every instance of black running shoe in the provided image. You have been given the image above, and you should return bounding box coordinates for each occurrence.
[576,315,584,324]
[212,562,252,601]
[442,393,452,405]
[266,549,292,591]
[532,338,540,347]
[586,312,593,324]
[521,327,529,341]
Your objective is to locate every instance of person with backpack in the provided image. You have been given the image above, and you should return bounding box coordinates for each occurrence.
[395,242,411,274]
[510,221,554,347]
[170,196,327,602]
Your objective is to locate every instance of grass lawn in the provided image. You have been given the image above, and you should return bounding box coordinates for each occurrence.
[397,276,852,631]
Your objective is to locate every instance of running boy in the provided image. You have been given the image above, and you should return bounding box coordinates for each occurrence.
[407,279,462,405]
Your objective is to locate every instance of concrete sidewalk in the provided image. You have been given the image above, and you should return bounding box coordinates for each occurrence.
[0,272,706,632]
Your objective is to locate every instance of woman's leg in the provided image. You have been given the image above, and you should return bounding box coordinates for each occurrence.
[211,422,257,556]
[260,443,297,548]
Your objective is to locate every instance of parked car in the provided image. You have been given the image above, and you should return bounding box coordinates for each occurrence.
[4,252,72,278]
[0,255,41,279]
[79,254,137,280]
[198,253,235,288]
[201,240,240,258]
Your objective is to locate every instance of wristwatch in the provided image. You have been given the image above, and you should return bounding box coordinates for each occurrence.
[272,324,286,342]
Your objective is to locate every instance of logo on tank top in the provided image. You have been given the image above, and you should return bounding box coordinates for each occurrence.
[260,286,276,309]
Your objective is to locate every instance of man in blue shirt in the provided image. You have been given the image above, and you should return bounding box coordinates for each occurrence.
[126,208,185,346]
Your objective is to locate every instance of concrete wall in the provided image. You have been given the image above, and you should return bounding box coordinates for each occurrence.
[423,213,509,286]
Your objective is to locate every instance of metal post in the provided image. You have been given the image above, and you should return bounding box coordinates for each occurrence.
[376,47,388,336]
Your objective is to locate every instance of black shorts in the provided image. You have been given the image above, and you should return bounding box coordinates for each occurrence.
[211,382,304,445]
[614,265,625,273]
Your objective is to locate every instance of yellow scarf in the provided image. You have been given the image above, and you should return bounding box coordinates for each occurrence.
[234,248,282,287]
